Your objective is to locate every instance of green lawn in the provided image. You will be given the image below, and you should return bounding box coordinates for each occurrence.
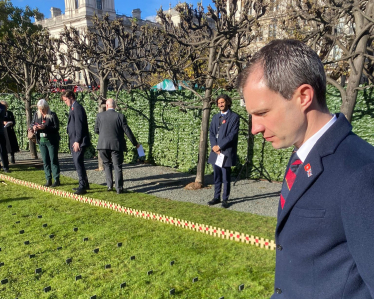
[0,165,276,298]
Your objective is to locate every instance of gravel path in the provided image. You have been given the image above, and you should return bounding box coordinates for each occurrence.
[13,151,281,218]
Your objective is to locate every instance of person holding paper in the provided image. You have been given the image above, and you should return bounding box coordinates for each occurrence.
[207,94,240,208]
[0,101,19,164]
[0,101,10,173]
[95,98,140,194]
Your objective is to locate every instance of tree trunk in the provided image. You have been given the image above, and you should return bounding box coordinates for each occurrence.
[340,2,374,122]
[25,95,37,159]
[97,77,109,170]
[195,46,217,186]
[195,92,212,186]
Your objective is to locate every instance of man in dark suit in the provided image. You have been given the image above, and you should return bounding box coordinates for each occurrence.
[207,94,240,208]
[61,91,91,195]
[95,98,139,194]
[238,39,374,298]
[0,102,10,173]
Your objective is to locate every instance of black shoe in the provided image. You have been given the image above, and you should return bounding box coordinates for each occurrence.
[44,179,52,187]
[3,169,11,173]
[208,198,221,205]
[117,188,123,194]
[74,188,87,195]
[73,185,90,191]
[107,187,113,191]
[221,200,229,209]
[51,179,61,187]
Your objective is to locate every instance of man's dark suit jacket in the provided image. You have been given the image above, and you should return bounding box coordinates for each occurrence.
[208,110,240,167]
[272,113,374,299]
[94,109,137,151]
[67,101,90,148]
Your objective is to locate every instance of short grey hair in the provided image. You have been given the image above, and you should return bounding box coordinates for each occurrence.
[37,99,52,119]
[237,39,326,108]
[106,98,116,109]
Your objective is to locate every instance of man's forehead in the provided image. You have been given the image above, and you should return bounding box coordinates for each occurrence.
[244,64,264,88]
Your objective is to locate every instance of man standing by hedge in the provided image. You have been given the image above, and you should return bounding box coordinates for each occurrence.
[238,39,374,298]
[61,91,91,195]
[95,98,139,194]
[207,94,240,208]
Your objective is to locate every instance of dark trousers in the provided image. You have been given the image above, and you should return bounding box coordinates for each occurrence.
[0,135,9,170]
[99,149,124,190]
[39,139,60,181]
[213,164,231,201]
[71,145,89,189]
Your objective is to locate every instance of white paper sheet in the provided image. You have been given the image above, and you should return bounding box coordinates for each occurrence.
[215,153,225,168]
[137,144,145,157]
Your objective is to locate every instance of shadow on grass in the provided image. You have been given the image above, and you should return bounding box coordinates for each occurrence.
[0,197,33,203]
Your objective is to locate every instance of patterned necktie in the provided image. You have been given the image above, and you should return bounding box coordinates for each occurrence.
[280,152,302,209]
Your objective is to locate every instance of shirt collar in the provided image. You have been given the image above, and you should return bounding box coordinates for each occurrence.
[296,114,337,162]
[221,109,230,115]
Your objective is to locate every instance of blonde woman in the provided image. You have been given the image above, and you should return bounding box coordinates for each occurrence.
[29,99,61,187]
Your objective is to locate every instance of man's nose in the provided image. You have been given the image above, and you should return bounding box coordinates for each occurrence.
[251,116,264,135]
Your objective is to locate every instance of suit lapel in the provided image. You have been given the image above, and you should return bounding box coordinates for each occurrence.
[275,113,353,237]
[276,153,324,236]
[219,110,231,138]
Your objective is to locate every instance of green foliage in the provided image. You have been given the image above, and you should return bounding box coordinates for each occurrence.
[0,0,43,39]
[2,85,374,181]
[0,170,275,298]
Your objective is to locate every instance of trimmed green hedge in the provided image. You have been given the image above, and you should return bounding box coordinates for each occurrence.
[1,86,373,181]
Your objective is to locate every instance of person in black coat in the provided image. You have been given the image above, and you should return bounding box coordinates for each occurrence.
[95,98,139,194]
[61,90,91,195]
[0,101,19,164]
[29,99,61,187]
[207,94,240,208]
[0,102,10,172]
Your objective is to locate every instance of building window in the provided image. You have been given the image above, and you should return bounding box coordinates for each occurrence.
[257,27,263,41]
[97,0,102,10]
[75,0,79,9]
[270,0,278,12]
[269,23,277,38]
[79,72,83,81]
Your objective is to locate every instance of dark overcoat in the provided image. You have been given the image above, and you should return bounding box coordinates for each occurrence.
[208,110,240,167]
[272,113,374,299]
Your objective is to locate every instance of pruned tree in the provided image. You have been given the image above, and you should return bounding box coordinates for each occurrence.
[283,0,374,121]
[0,3,51,158]
[58,15,159,168]
[156,0,267,187]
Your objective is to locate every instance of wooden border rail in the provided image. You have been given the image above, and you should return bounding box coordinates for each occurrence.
[0,174,276,251]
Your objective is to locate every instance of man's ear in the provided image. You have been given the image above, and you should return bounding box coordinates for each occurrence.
[295,84,314,112]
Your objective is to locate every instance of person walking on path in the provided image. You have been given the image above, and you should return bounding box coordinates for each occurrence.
[0,101,19,164]
[61,91,91,195]
[238,39,374,299]
[207,94,240,208]
[29,99,60,187]
[95,98,139,194]
[0,102,10,172]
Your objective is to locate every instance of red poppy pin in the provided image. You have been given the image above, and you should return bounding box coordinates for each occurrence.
[42,120,46,124]
[222,120,226,124]
[72,107,74,111]
[304,163,312,177]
